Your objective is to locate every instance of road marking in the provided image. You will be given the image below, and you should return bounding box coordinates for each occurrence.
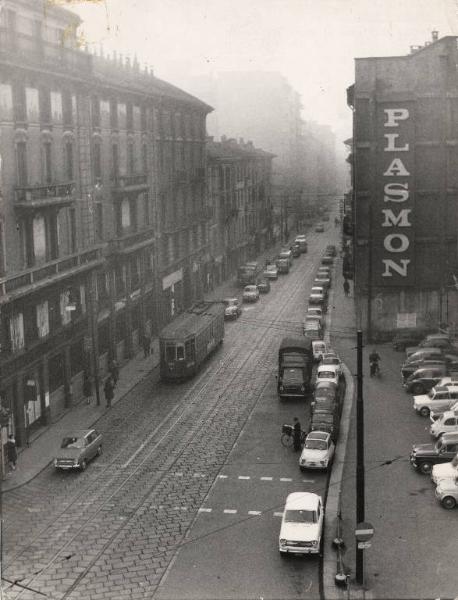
[260,476,273,481]
[193,473,205,478]
[238,476,250,480]
[248,510,262,515]
[224,509,237,514]
[302,479,316,483]
[273,512,283,517]
[218,474,228,478]
[198,508,212,513]
[279,477,292,482]
[174,472,183,477]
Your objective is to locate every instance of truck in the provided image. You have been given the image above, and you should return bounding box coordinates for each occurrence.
[277,337,313,399]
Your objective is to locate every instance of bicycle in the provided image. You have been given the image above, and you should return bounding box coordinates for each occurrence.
[281,424,307,448]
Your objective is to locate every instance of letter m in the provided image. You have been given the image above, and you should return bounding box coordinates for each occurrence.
[381,209,412,227]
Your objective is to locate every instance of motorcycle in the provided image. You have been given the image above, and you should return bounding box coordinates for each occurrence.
[370,360,381,378]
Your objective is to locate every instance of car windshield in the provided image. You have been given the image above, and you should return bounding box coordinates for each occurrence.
[305,440,327,450]
[245,286,256,292]
[61,436,85,449]
[318,371,335,378]
[267,265,276,271]
[285,509,317,523]
[323,358,338,365]
[224,299,236,307]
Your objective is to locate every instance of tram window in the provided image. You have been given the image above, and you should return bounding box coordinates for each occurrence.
[165,344,175,362]
[185,339,195,358]
[176,344,185,360]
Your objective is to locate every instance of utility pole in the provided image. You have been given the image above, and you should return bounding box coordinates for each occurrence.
[356,328,365,585]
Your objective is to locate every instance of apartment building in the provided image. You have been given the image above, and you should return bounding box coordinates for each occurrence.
[0,0,211,446]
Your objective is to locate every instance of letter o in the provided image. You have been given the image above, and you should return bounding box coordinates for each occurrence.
[383,234,409,253]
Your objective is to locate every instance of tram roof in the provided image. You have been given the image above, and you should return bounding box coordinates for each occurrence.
[160,301,225,340]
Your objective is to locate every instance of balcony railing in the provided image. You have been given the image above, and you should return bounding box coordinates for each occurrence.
[0,29,92,74]
[14,182,76,208]
[107,227,155,254]
[0,247,104,299]
[112,174,148,191]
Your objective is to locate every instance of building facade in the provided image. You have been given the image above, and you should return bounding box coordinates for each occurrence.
[349,33,458,339]
[0,0,212,447]
[206,137,274,281]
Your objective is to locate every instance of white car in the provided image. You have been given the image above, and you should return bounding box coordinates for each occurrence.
[321,354,342,376]
[312,340,327,362]
[307,307,323,319]
[309,286,326,305]
[413,386,458,417]
[299,431,335,470]
[242,285,259,302]
[316,364,340,386]
[223,298,242,320]
[430,410,458,438]
[264,264,278,280]
[278,492,324,555]
[431,454,458,485]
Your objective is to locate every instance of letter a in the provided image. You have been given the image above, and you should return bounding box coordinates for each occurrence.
[384,158,410,177]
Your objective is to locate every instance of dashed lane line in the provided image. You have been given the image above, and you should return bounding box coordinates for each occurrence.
[174,473,316,483]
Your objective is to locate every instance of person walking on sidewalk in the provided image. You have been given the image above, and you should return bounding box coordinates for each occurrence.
[293,417,302,452]
[142,333,152,358]
[104,376,115,408]
[83,376,92,405]
[6,434,17,471]
[343,279,350,297]
[108,359,119,386]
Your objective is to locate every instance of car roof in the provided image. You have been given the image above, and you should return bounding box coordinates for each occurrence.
[306,431,330,441]
[285,492,321,510]
[318,364,338,372]
[223,297,238,302]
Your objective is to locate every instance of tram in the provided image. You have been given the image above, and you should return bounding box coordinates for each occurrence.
[159,301,225,381]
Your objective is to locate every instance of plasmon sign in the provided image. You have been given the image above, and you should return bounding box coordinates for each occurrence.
[376,105,414,286]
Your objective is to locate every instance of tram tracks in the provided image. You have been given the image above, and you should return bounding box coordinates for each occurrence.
[4,246,322,600]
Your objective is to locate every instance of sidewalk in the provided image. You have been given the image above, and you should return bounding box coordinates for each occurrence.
[2,235,300,493]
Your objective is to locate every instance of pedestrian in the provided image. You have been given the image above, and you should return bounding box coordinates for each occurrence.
[104,376,114,408]
[142,333,151,358]
[343,279,350,297]
[83,375,92,405]
[108,358,119,386]
[6,434,17,471]
[293,417,302,452]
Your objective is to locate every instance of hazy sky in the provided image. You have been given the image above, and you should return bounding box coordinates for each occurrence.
[69,0,457,140]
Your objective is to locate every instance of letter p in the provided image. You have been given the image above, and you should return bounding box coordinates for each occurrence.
[384,108,409,127]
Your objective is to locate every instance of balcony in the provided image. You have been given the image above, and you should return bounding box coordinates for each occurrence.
[0,247,104,301]
[107,227,155,255]
[0,29,92,75]
[14,182,76,210]
[111,174,149,193]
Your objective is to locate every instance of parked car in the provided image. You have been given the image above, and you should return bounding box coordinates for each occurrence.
[431,454,458,485]
[314,380,339,402]
[430,410,458,438]
[257,279,271,293]
[406,335,458,357]
[413,385,458,417]
[316,365,340,386]
[401,357,446,382]
[410,432,458,474]
[431,400,458,421]
[304,314,322,329]
[321,255,333,265]
[309,412,339,441]
[321,354,342,376]
[294,236,308,253]
[392,330,427,351]
[317,266,331,276]
[404,365,449,395]
[314,275,331,289]
[290,244,301,258]
[404,347,444,365]
[278,249,293,266]
[263,264,278,280]
[310,285,327,303]
[276,258,290,274]
[54,429,103,471]
[435,477,458,509]
[315,224,324,233]
[242,285,259,302]
[312,340,327,362]
[307,307,323,319]
[278,492,324,555]
[299,431,335,470]
[325,245,337,256]
[223,297,242,320]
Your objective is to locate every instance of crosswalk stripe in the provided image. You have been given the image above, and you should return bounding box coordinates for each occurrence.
[218,474,228,479]
[238,476,250,480]
[273,512,283,517]
[260,476,273,481]
[280,478,292,482]
[198,508,212,513]
[248,510,262,515]
[224,509,237,514]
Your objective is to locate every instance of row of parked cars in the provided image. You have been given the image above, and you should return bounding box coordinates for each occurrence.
[397,332,458,509]
[304,245,336,341]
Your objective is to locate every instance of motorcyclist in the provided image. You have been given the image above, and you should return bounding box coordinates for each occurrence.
[369,349,381,376]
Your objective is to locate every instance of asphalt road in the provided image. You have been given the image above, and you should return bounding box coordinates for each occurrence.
[2,221,339,600]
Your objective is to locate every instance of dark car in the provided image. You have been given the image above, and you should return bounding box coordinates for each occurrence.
[401,359,446,382]
[410,433,458,474]
[404,365,449,395]
[321,255,333,265]
[405,347,444,364]
[290,244,301,258]
[54,429,103,471]
[312,396,340,418]
[325,245,337,256]
[309,413,339,442]
[257,279,271,293]
[406,336,458,357]
[392,331,427,351]
[315,224,324,233]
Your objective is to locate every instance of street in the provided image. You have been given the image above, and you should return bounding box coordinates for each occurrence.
[2,226,337,600]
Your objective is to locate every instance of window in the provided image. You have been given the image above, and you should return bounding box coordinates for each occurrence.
[39,88,51,124]
[140,106,147,131]
[127,142,135,174]
[16,142,28,185]
[65,141,74,180]
[142,144,148,174]
[93,141,102,180]
[126,102,133,130]
[62,90,73,126]
[69,207,76,253]
[91,96,101,128]
[112,144,119,178]
[143,193,150,225]
[42,142,52,183]
[13,82,26,122]
[94,202,103,242]
[110,98,118,129]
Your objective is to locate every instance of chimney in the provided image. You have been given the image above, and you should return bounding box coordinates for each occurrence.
[432,30,439,42]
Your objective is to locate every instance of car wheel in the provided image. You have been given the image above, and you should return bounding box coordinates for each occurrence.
[419,406,430,417]
[80,459,87,471]
[419,461,432,474]
[411,383,425,395]
[441,495,457,510]
[96,445,103,457]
